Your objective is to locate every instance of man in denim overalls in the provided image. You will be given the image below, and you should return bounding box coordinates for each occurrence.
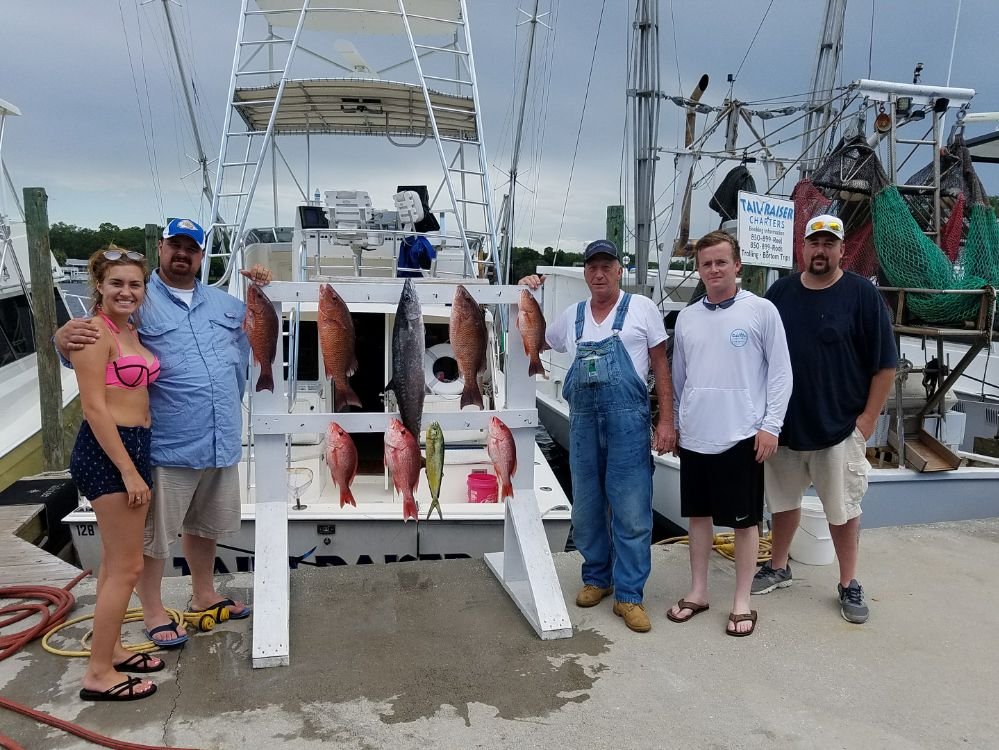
[521,240,676,632]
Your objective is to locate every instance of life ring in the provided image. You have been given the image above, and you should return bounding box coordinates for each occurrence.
[424,342,464,395]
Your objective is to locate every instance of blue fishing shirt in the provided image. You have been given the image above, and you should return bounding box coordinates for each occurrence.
[137,271,249,469]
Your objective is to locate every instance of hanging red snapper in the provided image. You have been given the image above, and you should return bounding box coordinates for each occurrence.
[243,283,279,392]
[384,418,420,522]
[517,289,549,379]
[487,417,517,500]
[319,283,361,411]
[325,422,357,508]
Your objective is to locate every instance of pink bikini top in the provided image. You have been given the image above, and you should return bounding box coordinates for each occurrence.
[99,313,161,390]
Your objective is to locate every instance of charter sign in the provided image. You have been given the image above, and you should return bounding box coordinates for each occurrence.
[737,191,794,269]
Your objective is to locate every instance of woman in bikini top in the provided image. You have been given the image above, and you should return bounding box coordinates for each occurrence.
[68,246,163,702]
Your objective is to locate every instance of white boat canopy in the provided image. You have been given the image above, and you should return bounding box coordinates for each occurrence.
[254,0,462,36]
[233,78,477,138]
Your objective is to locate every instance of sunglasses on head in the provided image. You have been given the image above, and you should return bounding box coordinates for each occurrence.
[809,220,842,233]
[103,250,145,261]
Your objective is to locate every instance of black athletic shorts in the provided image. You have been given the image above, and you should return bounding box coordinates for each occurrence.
[69,421,152,502]
[678,437,763,528]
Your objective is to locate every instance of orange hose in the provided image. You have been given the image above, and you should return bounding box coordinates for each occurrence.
[0,569,90,662]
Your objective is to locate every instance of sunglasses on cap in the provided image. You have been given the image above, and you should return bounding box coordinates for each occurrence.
[809,219,842,233]
[103,250,144,261]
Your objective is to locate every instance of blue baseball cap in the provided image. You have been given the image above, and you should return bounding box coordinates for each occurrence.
[583,239,620,264]
[162,218,206,250]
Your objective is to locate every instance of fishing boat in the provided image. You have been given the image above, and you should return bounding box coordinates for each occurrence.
[0,98,83,492]
[64,2,572,582]
[532,1,999,532]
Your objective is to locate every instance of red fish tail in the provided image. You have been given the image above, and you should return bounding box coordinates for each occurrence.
[528,356,548,379]
[256,369,274,392]
[340,487,356,508]
[333,382,360,411]
[402,494,419,522]
[460,380,484,410]
[500,478,513,501]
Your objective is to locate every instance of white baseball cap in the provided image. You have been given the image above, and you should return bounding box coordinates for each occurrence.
[804,214,845,240]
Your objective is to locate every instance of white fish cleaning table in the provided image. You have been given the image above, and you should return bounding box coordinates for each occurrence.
[248,280,572,668]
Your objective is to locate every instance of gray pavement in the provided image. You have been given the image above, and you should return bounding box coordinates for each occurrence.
[2,519,998,749]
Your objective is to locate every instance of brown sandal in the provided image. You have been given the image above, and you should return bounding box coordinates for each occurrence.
[726,610,758,637]
[666,599,710,623]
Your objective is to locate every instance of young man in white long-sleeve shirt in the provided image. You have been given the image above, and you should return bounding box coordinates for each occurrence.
[667,231,792,637]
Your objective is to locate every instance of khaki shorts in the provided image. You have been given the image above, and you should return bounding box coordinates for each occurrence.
[144,465,242,559]
[764,428,870,526]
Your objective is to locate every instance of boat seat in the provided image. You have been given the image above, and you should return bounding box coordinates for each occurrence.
[324,190,384,252]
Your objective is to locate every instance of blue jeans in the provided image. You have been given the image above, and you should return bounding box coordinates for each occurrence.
[569,405,653,603]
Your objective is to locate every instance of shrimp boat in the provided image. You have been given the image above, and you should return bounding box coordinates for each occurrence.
[65,1,572,618]
[0,98,82,492]
[533,2,999,533]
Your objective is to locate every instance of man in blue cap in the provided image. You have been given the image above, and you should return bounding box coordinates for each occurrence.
[57,218,270,646]
[520,239,676,632]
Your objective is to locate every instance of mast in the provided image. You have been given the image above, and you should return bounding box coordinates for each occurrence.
[160,0,214,206]
[629,0,661,290]
[799,0,848,179]
[499,0,544,284]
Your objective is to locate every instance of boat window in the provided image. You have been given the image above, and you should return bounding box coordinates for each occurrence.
[0,289,72,367]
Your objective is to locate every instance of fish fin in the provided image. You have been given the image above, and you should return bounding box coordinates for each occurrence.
[460,380,484,410]
[402,495,419,522]
[340,487,356,508]
[382,378,395,395]
[542,342,551,353]
[528,357,548,379]
[333,383,363,412]
[426,499,443,521]
[500,479,514,501]
[256,372,274,392]
[346,357,359,378]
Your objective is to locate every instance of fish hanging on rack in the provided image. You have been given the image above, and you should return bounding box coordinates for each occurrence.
[385,418,420,522]
[487,417,517,501]
[517,289,549,379]
[388,278,426,438]
[425,421,445,521]
[325,422,357,508]
[319,283,361,411]
[450,284,487,409]
[243,283,279,392]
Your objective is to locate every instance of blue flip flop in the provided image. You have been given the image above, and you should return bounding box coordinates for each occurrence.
[144,622,189,648]
[212,598,252,620]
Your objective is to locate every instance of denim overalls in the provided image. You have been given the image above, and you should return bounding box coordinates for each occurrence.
[562,294,653,604]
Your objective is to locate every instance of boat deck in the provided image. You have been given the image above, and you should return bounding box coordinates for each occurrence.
[2,519,999,748]
[0,504,82,587]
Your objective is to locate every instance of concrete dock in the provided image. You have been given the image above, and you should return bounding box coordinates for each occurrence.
[2,519,998,749]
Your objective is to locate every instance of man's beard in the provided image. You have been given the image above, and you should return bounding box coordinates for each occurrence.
[808,256,833,275]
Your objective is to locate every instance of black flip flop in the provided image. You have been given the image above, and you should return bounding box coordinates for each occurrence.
[207,598,252,620]
[666,599,710,623]
[114,652,165,674]
[80,676,157,702]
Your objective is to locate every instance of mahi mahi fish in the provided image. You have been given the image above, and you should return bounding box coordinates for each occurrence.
[390,278,426,439]
[487,417,517,501]
[517,289,549,379]
[385,418,420,522]
[325,422,357,508]
[243,283,279,392]
[449,284,487,409]
[425,421,444,521]
[319,283,361,411]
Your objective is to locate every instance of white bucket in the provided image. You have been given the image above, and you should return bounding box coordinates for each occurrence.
[788,498,835,566]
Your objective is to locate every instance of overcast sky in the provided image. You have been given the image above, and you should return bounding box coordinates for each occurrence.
[2,0,998,253]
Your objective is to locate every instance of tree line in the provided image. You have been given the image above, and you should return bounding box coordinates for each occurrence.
[49,223,147,264]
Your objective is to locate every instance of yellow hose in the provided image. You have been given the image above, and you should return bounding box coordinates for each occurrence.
[655,532,773,563]
[41,607,185,658]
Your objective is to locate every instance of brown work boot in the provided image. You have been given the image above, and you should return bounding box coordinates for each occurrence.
[613,601,651,632]
[575,584,614,608]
